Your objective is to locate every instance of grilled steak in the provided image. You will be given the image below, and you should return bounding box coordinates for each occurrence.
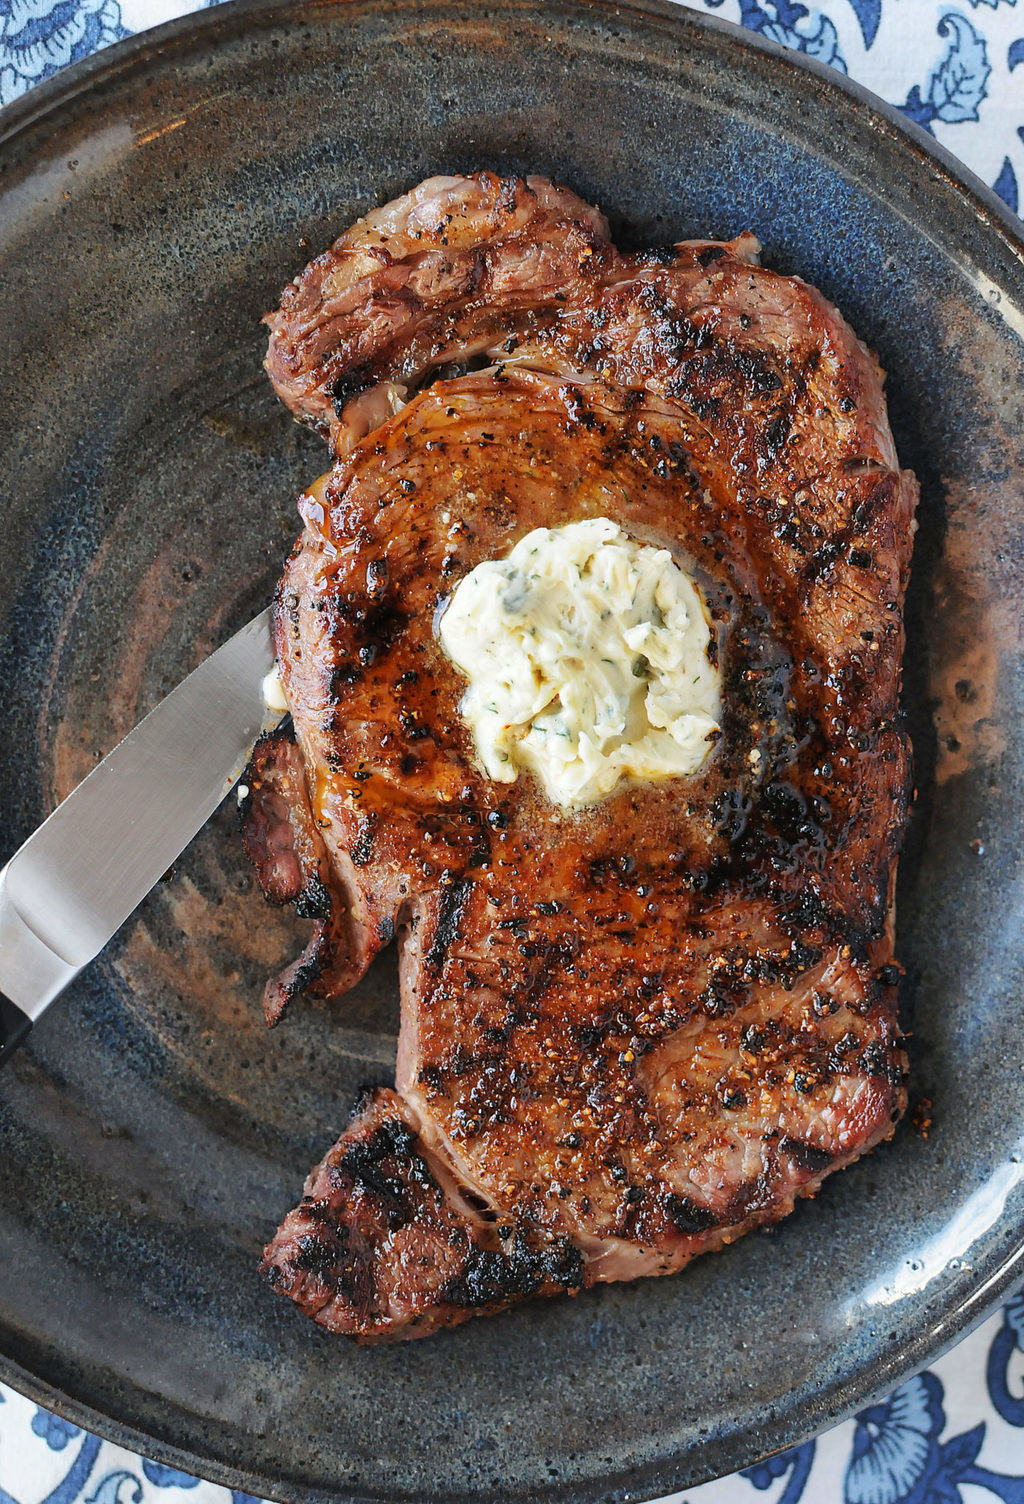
[247,174,917,1341]
[262,1084,586,1338]
[264,172,613,454]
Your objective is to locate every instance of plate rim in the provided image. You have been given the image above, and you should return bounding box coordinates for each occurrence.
[2,0,1024,1498]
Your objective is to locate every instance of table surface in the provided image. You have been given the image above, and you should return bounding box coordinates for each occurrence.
[1,0,1023,1498]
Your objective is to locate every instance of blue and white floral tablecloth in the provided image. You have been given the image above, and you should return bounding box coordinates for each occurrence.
[2,0,1023,1499]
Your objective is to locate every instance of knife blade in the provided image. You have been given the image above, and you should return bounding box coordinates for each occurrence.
[0,607,279,1065]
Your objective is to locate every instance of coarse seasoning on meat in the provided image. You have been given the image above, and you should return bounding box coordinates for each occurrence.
[244,172,918,1342]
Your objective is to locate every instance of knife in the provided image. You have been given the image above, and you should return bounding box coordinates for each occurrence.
[0,608,279,1066]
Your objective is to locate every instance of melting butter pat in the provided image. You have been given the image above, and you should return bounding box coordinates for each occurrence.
[439,518,721,807]
[262,664,289,714]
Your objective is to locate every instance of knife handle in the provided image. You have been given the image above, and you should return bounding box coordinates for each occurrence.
[0,993,31,1067]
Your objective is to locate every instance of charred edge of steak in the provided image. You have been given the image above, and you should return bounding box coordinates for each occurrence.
[262,1095,588,1339]
[332,1122,587,1311]
[331,1119,425,1229]
[295,874,333,920]
[263,922,327,1027]
[240,723,346,1025]
[440,1233,584,1309]
[263,1116,436,1295]
[330,366,373,419]
[665,1193,719,1236]
[240,724,306,905]
[348,1079,399,1121]
[778,1136,835,1174]
[425,877,474,968]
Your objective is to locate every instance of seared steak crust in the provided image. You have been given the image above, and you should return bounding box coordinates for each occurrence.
[252,175,917,1340]
[263,1086,584,1341]
[265,171,613,454]
[241,727,355,1024]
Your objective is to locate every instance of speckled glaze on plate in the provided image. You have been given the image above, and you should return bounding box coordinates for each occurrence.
[0,1,1022,1498]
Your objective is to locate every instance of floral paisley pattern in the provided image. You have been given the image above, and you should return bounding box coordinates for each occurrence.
[29,1408,82,1451]
[743,1440,816,1502]
[0,1,1023,1501]
[0,0,125,101]
[846,1375,945,1504]
[140,1464,199,1490]
[729,0,849,71]
[692,0,1023,209]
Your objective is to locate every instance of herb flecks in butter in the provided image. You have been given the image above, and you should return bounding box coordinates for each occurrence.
[438,518,721,807]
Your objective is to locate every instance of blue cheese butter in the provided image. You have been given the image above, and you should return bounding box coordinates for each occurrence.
[438,518,721,807]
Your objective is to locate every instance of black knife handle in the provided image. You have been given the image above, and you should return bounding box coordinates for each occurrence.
[0,993,31,1067]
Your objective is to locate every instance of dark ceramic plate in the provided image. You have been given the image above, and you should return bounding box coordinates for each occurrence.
[1,1,1023,1498]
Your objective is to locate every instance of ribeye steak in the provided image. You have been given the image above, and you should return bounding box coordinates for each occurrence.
[245,173,917,1341]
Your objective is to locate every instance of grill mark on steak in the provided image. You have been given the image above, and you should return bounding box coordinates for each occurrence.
[441,1236,585,1309]
[425,876,474,968]
[665,1194,719,1236]
[779,1137,835,1174]
[262,1086,585,1341]
[249,174,917,1340]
